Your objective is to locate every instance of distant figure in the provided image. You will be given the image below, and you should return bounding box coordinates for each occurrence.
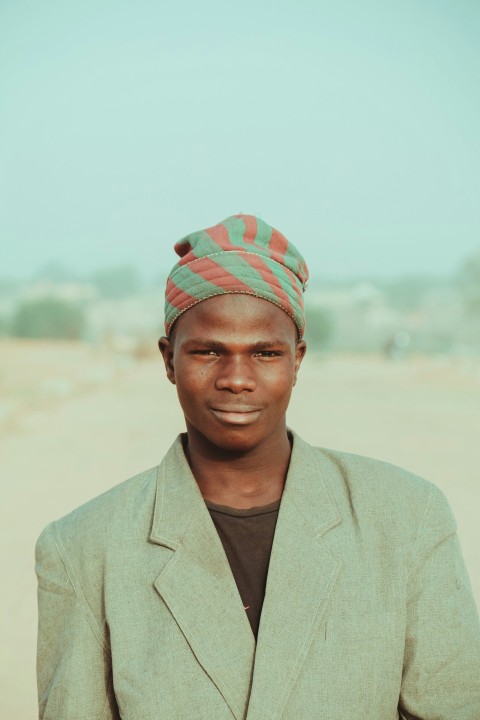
[384,329,411,360]
[36,215,480,719]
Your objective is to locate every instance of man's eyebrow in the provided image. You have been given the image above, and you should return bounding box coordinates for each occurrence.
[184,338,290,349]
[184,339,225,349]
[249,340,291,349]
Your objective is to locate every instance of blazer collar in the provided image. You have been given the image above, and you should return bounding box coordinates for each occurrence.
[150,435,256,719]
[149,432,342,720]
[149,434,201,549]
[149,432,341,546]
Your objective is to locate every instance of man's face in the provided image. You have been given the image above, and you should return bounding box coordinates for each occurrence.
[159,294,306,455]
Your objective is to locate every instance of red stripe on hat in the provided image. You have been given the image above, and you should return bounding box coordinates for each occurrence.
[268,228,289,264]
[241,215,257,245]
[242,253,295,318]
[166,277,197,310]
[205,223,236,250]
[177,249,197,267]
[188,256,255,294]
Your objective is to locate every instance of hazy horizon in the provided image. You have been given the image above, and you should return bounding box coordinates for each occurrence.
[0,259,466,287]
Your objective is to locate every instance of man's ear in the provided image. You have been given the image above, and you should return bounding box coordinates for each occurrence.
[293,340,307,387]
[158,337,176,385]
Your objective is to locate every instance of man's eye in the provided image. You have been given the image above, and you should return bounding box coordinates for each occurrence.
[255,350,281,358]
[192,349,218,356]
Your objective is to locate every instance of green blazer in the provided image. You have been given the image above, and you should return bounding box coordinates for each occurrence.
[36,433,480,719]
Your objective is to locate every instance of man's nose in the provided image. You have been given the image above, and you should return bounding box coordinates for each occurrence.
[214,356,256,393]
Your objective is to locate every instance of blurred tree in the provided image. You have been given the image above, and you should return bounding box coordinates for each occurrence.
[11,297,85,340]
[0,314,9,336]
[457,250,480,316]
[304,306,334,350]
[90,266,141,298]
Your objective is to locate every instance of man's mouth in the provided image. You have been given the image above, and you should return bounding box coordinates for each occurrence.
[210,406,262,425]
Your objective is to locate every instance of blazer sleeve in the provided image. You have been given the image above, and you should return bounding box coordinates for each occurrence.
[399,486,480,719]
[36,522,120,720]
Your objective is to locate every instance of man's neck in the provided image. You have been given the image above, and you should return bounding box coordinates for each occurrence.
[183,429,292,509]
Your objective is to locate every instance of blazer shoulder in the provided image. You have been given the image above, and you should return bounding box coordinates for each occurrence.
[315,444,434,493]
[308,443,454,535]
[35,465,161,642]
[37,464,159,561]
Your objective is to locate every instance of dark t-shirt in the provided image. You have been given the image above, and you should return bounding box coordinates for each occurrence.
[205,498,281,639]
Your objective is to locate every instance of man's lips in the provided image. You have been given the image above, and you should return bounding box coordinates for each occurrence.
[210,406,262,425]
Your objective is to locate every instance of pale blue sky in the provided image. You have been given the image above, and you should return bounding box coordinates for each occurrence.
[1,0,479,280]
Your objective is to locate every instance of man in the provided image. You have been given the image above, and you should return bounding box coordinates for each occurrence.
[36,214,480,719]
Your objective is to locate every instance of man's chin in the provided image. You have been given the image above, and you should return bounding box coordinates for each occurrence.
[210,432,261,456]
[188,424,263,456]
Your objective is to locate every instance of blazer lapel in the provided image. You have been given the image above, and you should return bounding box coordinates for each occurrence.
[150,437,256,720]
[246,433,342,720]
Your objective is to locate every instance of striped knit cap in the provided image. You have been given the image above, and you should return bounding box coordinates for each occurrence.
[165,214,309,337]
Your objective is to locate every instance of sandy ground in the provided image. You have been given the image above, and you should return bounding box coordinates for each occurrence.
[1,340,479,718]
